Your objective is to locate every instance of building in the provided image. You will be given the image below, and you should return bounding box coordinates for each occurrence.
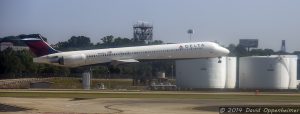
[0,42,29,51]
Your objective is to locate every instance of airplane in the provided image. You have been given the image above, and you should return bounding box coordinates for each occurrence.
[20,34,230,68]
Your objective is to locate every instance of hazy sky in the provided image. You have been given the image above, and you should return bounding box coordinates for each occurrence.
[1,0,300,52]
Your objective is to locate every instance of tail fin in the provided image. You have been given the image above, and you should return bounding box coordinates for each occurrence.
[19,34,59,57]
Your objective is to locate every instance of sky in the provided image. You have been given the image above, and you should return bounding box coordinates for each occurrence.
[1,0,300,52]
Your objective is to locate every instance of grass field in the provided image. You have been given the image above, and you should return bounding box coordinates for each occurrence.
[1,90,300,101]
[49,78,135,89]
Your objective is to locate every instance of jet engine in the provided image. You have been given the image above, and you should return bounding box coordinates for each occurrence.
[59,54,86,66]
[49,54,86,67]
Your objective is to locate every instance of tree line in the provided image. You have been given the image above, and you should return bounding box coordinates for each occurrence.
[55,35,163,51]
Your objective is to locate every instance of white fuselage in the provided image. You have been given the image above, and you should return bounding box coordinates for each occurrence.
[34,42,229,67]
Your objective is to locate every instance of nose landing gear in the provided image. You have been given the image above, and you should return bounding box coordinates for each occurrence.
[218,56,222,63]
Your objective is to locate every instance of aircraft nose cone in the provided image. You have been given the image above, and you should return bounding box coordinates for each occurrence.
[223,48,230,55]
[218,47,230,55]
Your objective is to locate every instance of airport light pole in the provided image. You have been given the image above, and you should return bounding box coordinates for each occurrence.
[187,29,194,42]
[171,64,174,79]
[108,69,110,89]
[106,67,111,89]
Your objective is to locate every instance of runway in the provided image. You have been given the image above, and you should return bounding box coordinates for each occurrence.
[0,90,300,114]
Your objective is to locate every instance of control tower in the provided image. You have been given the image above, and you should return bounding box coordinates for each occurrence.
[133,21,153,43]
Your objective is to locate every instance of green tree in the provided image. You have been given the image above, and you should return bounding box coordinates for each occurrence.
[227,44,237,56]
[250,49,274,56]
[227,44,275,56]
[0,48,24,74]
[1,36,26,46]
[149,40,163,45]
[101,35,114,44]
[56,36,92,50]
[16,50,38,73]
[235,45,248,57]
[68,36,92,47]
[113,37,132,47]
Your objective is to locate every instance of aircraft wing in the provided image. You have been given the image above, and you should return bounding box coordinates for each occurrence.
[111,59,139,66]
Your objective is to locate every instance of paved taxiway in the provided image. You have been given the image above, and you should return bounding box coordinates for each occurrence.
[0,90,300,114]
[1,97,300,114]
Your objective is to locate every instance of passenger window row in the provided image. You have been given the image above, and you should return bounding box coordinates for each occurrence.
[86,47,203,58]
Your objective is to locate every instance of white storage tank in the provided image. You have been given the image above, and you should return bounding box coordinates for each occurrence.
[286,55,298,89]
[239,55,298,89]
[176,57,234,89]
[225,57,237,88]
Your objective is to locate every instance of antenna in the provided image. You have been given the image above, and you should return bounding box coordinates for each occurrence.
[280,40,286,53]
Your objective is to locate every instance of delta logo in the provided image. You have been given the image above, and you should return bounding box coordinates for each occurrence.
[179,44,204,49]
